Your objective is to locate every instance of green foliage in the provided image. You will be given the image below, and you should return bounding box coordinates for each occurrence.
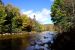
[4,4,21,33]
[51,0,75,32]
[0,4,7,33]
[0,0,45,33]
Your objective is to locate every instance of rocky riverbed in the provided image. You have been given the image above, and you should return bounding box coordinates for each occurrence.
[25,31,56,50]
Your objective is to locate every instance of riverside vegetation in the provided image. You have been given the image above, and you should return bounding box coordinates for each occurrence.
[51,0,75,50]
[0,0,55,50]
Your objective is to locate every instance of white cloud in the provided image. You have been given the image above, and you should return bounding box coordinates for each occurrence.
[22,8,53,24]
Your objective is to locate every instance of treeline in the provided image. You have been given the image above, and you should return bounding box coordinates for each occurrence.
[51,0,75,33]
[51,0,75,50]
[0,0,45,33]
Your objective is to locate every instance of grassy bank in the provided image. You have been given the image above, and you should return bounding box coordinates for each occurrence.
[0,32,37,40]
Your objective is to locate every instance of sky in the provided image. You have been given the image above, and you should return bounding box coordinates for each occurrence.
[3,0,54,24]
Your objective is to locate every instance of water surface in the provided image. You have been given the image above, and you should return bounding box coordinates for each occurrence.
[25,31,56,50]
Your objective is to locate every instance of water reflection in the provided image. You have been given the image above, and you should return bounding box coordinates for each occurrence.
[25,31,56,50]
[0,32,56,50]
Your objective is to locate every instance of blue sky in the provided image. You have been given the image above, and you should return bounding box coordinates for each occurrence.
[3,0,54,24]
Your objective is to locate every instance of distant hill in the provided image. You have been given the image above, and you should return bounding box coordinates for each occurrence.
[43,24,55,31]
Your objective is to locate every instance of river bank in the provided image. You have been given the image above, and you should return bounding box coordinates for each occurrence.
[0,32,37,50]
[0,31,56,50]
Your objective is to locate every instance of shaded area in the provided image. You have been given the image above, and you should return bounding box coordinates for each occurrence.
[0,39,11,50]
[0,33,34,50]
[51,31,75,50]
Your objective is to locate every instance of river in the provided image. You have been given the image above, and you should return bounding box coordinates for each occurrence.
[25,31,56,50]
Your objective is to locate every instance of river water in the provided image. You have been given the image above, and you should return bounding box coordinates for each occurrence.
[25,31,56,50]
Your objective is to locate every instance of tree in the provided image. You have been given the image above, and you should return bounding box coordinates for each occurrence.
[0,3,7,33]
[0,0,4,5]
[4,4,22,33]
[0,0,43,33]
[51,0,75,32]
[51,0,75,50]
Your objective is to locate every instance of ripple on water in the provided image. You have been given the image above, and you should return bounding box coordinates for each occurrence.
[25,31,56,50]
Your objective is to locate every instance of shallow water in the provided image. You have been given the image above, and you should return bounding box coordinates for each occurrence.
[0,31,56,50]
[25,31,56,50]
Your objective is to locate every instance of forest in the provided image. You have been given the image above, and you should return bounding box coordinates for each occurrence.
[0,0,50,33]
[0,0,55,50]
[0,0,75,50]
[51,0,75,50]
